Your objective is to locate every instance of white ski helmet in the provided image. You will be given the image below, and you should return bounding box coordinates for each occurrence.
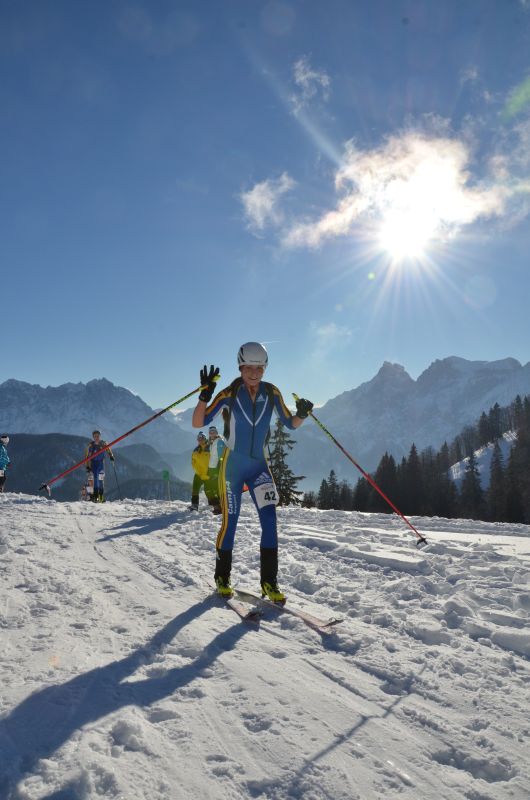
[237,342,268,368]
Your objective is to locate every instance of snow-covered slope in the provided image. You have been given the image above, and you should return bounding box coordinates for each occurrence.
[1,494,529,799]
[450,431,518,488]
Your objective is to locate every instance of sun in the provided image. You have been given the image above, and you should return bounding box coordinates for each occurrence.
[376,161,451,262]
[379,209,435,261]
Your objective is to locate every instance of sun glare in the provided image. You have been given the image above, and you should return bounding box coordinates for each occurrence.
[379,211,434,261]
[376,157,456,263]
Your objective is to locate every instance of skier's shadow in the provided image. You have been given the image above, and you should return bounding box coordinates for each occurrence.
[0,597,248,797]
[97,510,191,541]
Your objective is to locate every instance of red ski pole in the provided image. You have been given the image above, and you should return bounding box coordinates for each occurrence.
[293,393,427,546]
[39,379,219,496]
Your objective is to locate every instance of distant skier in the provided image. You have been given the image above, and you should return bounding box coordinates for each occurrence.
[85,430,114,503]
[0,435,11,493]
[192,342,313,601]
[206,425,226,514]
[189,432,210,511]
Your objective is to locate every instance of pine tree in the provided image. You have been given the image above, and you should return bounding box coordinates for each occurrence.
[488,440,505,521]
[317,478,330,509]
[327,469,340,509]
[450,437,463,465]
[339,480,353,510]
[459,451,485,519]
[478,412,492,447]
[369,452,398,513]
[401,444,423,514]
[512,395,524,430]
[302,491,317,508]
[432,444,458,518]
[505,449,525,523]
[352,477,370,511]
[267,418,305,506]
[488,403,502,441]
[508,399,530,520]
[438,442,450,472]
[461,425,478,458]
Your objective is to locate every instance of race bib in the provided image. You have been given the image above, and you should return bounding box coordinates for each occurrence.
[254,481,278,509]
[0,470,4,477]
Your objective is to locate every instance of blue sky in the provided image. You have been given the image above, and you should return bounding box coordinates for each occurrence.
[2,0,530,409]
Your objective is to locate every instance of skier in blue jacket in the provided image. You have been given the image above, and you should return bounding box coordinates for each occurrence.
[85,430,114,502]
[192,342,313,601]
[0,435,11,493]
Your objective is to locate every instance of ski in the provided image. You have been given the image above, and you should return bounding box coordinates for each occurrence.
[223,594,262,623]
[234,589,343,634]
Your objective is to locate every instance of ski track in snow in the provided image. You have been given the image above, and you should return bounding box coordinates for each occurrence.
[1,494,530,799]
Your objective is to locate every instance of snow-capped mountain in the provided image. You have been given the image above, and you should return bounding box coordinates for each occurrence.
[0,378,196,456]
[290,357,530,488]
[3,357,530,491]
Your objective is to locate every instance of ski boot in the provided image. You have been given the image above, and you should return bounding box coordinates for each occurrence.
[208,495,222,515]
[260,547,285,603]
[215,576,233,598]
[261,581,286,604]
[188,502,199,511]
[214,549,233,597]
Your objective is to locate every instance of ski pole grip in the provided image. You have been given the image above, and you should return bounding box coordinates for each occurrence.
[292,392,313,418]
[199,372,221,392]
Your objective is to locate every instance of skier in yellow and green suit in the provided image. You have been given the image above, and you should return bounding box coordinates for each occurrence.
[189,432,211,511]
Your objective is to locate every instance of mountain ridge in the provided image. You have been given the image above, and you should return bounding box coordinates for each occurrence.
[0,377,195,456]
[3,356,530,490]
[289,355,530,487]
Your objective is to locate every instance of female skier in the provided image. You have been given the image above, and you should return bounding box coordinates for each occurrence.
[192,342,313,601]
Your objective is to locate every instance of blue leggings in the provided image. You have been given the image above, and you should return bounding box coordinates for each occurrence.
[216,450,277,551]
[91,463,105,492]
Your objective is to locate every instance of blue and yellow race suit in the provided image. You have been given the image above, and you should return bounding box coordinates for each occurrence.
[85,440,113,494]
[0,443,10,492]
[204,380,295,551]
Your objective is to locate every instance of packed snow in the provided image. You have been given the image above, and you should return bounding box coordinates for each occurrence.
[1,493,530,799]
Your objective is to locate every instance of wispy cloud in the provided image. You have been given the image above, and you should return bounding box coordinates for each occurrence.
[290,55,331,114]
[240,172,295,234]
[283,131,508,249]
[311,322,352,361]
[460,65,479,85]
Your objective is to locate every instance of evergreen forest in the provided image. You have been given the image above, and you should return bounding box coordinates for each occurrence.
[302,395,530,523]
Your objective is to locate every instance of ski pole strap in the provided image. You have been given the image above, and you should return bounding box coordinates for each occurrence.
[293,393,426,545]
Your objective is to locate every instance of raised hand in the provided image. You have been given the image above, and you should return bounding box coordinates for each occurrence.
[199,365,220,403]
[295,397,314,419]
